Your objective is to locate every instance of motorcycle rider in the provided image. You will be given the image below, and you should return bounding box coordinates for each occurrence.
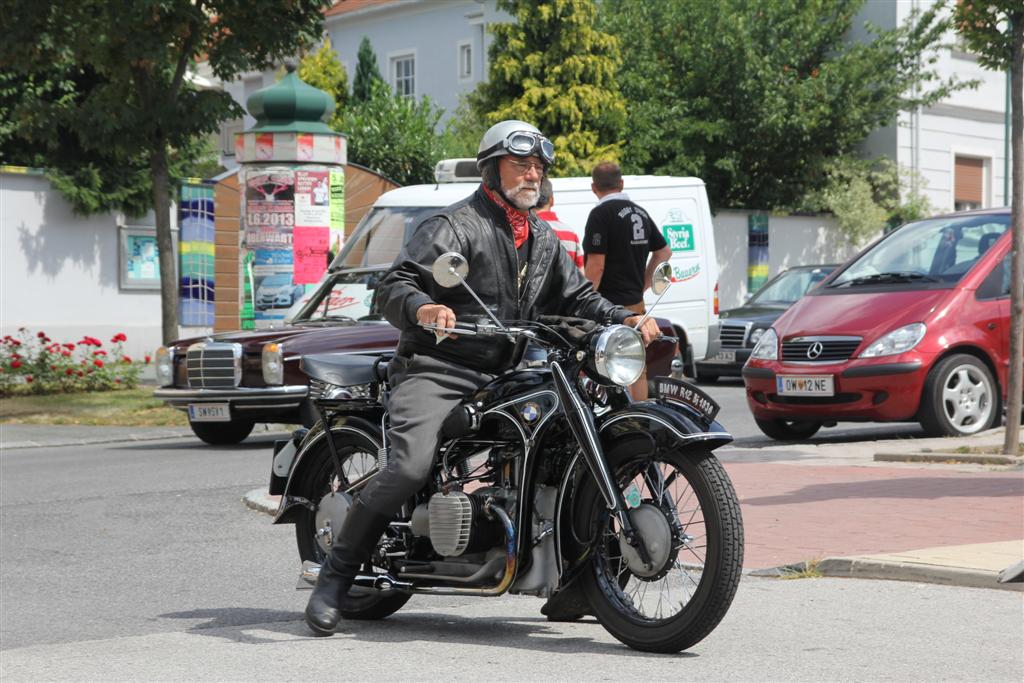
[305,120,661,634]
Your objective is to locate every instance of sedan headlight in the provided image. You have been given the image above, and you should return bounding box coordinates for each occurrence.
[591,325,645,386]
[859,323,926,358]
[262,342,284,385]
[155,346,174,387]
[750,328,778,360]
[749,328,765,347]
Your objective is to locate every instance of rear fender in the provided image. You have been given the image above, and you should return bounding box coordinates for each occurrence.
[273,413,383,525]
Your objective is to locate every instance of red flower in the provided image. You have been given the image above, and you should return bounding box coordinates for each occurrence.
[94,359,104,368]
[11,360,22,369]
[10,339,20,346]
[25,375,33,383]
[114,378,122,384]
[122,356,132,363]
[64,343,75,350]
[111,333,127,343]
[50,365,57,371]
[144,355,151,364]
[76,370,84,377]
[66,368,74,376]
[37,331,46,338]
[93,350,107,357]
[61,351,71,357]
[11,353,20,360]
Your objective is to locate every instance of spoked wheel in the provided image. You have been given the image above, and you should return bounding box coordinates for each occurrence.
[577,441,743,653]
[295,433,410,620]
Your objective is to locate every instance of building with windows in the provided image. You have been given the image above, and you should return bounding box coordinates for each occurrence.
[208,0,1011,214]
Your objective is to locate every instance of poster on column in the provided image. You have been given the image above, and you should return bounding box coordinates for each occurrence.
[329,169,345,261]
[243,168,296,327]
[293,169,331,285]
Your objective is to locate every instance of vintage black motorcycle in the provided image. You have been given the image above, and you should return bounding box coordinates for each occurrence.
[269,255,743,653]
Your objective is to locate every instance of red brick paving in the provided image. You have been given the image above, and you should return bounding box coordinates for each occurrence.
[722,462,1024,569]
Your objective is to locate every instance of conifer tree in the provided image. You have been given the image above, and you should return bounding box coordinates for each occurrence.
[471,0,625,176]
[353,36,384,103]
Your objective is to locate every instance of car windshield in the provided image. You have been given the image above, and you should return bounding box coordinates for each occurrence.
[261,274,292,287]
[290,268,386,324]
[749,266,835,305]
[328,206,440,270]
[829,213,1009,288]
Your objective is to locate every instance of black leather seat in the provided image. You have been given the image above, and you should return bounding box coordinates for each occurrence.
[301,353,388,386]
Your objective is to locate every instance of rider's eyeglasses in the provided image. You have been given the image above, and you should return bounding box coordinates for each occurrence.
[482,131,556,165]
[505,158,546,175]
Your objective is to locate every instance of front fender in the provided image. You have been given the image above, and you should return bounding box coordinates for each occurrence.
[597,400,733,451]
[273,413,384,525]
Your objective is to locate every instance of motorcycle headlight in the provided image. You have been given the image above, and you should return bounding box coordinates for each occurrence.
[591,325,645,386]
[859,323,926,358]
[155,346,174,387]
[262,342,284,385]
[750,328,778,360]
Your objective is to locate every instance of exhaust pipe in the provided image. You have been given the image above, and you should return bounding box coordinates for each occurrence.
[295,501,518,596]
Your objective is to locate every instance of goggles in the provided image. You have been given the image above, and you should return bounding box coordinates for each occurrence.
[481,131,555,165]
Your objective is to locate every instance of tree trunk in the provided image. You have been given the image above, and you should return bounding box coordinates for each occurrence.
[1005,23,1024,456]
[150,142,179,345]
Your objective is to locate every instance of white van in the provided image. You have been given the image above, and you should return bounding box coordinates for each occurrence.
[328,165,720,373]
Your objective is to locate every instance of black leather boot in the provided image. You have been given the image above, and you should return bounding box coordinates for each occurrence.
[305,498,392,635]
[540,577,592,622]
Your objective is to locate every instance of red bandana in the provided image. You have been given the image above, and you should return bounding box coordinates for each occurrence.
[483,184,530,248]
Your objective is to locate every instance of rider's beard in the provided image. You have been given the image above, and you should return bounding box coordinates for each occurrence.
[502,179,539,212]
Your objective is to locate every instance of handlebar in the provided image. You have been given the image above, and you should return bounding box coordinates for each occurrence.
[421,321,677,345]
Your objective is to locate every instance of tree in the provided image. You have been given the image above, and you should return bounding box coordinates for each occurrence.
[471,0,625,176]
[298,37,349,116]
[601,0,969,210]
[0,1,330,344]
[955,1,1024,456]
[339,80,444,185]
[353,36,384,103]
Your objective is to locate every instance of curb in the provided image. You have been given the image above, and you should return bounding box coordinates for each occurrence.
[2,431,194,450]
[815,557,1024,592]
[874,452,1023,466]
[243,488,280,516]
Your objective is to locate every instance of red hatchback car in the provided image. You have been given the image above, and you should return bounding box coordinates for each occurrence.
[743,208,1014,440]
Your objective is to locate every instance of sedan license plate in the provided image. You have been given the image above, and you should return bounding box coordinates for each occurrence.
[775,375,834,396]
[188,402,231,422]
[708,350,736,363]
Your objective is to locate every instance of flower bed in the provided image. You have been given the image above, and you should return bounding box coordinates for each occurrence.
[1,329,149,396]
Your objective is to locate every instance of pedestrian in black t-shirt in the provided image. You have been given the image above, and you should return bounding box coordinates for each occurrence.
[583,161,672,400]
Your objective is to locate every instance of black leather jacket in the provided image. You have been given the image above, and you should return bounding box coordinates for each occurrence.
[378,186,631,372]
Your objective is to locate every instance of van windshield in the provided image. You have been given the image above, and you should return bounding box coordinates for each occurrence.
[828,214,1009,289]
[329,207,439,270]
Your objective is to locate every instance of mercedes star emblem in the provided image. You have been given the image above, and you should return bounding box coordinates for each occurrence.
[806,341,824,359]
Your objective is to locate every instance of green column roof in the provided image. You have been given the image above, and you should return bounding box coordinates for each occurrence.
[246,65,336,135]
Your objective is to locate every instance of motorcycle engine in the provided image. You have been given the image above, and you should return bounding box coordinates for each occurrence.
[414,490,504,557]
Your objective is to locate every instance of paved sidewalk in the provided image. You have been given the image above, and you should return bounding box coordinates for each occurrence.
[0,424,193,449]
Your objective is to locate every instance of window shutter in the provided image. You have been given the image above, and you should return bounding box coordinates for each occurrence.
[954,157,984,204]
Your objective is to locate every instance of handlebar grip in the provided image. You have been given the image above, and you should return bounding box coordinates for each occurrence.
[656,334,679,344]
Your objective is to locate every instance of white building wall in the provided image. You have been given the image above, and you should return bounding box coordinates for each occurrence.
[0,171,179,359]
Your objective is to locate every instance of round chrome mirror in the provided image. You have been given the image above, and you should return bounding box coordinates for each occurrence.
[650,261,673,296]
[432,252,469,288]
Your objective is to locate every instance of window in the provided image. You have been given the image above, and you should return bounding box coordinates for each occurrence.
[954,156,985,211]
[458,42,472,80]
[391,54,415,98]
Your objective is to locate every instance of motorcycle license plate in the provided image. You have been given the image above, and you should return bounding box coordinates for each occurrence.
[775,375,834,396]
[654,377,720,421]
[188,402,231,422]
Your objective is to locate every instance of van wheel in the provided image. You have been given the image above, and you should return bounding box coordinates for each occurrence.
[919,354,998,436]
[189,419,255,445]
[754,418,820,440]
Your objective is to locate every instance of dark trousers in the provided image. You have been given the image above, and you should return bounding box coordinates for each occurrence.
[355,353,494,516]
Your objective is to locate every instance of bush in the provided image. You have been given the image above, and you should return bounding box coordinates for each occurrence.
[0,328,148,396]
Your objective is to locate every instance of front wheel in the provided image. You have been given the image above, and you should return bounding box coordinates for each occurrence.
[754,417,821,440]
[576,441,743,653]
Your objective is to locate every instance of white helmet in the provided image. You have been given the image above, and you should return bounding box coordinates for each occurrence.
[476,120,555,170]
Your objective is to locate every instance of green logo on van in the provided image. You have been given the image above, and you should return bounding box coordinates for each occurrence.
[662,223,695,252]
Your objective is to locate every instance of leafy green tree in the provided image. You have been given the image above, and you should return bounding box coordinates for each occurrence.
[954,0,1023,455]
[601,0,968,210]
[298,37,349,116]
[0,0,330,344]
[340,80,445,185]
[353,36,385,103]
[471,0,625,176]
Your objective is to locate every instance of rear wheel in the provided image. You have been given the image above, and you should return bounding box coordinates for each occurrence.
[295,433,410,620]
[188,419,254,445]
[919,354,999,436]
[754,418,821,440]
[576,441,743,653]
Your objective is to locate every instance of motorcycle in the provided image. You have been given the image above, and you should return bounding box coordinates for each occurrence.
[269,254,743,653]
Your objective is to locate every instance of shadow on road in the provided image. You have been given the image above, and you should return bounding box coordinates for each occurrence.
[741,475,1024,506]
[112,435,287,452]
[159,606,697,658]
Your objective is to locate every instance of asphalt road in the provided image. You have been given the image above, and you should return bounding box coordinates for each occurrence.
[2,434,1021,681]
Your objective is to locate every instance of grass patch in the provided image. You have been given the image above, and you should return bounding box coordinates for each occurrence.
[951,444,1023,455]
[0,387,188,427]
[780,559,823,580]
